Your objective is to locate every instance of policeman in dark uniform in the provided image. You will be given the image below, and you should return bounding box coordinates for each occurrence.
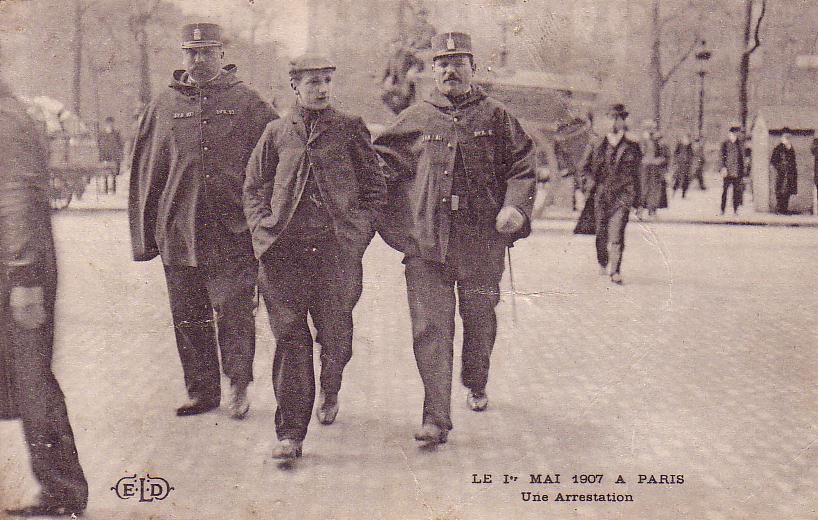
[1,82,88,517]
[244,54,386,460]
[129,23,277,418]
[375,32,536,446]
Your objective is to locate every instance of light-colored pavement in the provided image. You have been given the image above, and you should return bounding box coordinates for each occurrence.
[1,213,816,519]
[65,170,818,228]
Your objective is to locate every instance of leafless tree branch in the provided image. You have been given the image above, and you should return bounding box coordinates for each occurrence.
[746,0,766,55]
[660,37,698,86]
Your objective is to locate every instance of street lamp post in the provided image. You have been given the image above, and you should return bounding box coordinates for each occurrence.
[695,40,712,140]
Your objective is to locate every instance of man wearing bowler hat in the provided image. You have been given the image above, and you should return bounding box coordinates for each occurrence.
[129,23,276,418]
[244,54,386,460]
[582,103,642,285]
[374,32,536,446]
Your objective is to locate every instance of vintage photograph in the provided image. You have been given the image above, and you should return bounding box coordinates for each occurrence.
[1,0,816,518]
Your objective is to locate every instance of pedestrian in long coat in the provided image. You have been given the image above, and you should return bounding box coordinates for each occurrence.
[583,104,642,284]
[640,130,669,215]
[128,23,277,418]
[374,32,536,446]
[770,129,798,214]
[0,82,88,517]
[672,133,694,198]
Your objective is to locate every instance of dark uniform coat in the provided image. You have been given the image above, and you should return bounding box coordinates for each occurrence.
[128,65,276,266]
[243,106,387,260]
[373,86,536,262]
[770,142,798,197]
[0,92,57,419]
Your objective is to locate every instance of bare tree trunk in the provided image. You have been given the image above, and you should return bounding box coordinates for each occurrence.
[649,0,662,128]
[739,0,752,131]
[73,0,83,115]
[136,28,151,104]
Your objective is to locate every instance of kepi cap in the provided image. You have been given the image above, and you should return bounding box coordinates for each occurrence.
[181,23,223,49]
[289,53,336,76]
[431,32,473,60]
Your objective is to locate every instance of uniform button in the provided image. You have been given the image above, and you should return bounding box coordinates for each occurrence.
[203,96,208,101]
[447,143,454,149]
[443,170,449,176]
[442,197,448,203]
[203,146,209,151]
[203,120,208,125]
[453,117,459,122]
[205,174,211,179]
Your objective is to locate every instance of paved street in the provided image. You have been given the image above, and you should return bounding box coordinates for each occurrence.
[1,212,816,519]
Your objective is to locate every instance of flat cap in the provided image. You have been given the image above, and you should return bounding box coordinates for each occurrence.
[431,32,473,60]
[181,23,223,49]
[289,53,336,76]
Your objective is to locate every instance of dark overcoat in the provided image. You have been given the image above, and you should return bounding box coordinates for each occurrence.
[770,142,798,197]
[373,86,536,263]
[0,91,58,419]
[128,65,276,266]
[243,106,387,260]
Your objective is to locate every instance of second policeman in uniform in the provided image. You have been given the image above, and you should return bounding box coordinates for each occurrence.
[129,23,277,418]
[244,54,386,460]
[374,32,536,446]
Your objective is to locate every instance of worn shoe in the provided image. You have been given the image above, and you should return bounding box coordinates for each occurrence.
[610,273,623,285]
[5,502,84,517]
[175,396,220,417]
[414,423,448,445]
[316,391,339,425]
[228,381,250,419]
[271,439,303,460]
[467,390,489,412]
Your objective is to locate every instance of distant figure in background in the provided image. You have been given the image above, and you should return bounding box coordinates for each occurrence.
[1,82,88,518]
[672,132,693,198]
[554,117,593,211]
[407,6,437,51]
[691,137,707,190]
[811,137,818,192]
[770,129,798,215]
[583,103,642,285]
[640,126,669,217]
[719,125,745,215]
[381,39,424,115]
[97,116,123,194]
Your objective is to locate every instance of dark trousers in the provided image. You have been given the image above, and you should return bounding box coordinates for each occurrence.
[721,176,742,213]
[258,236,362,442]
[775,191,791,214]
[1,285,88,509]
[162,255,257,401]
[672,167,690,197]
[594,193,630,274]
[692,164,706,190]
[404,223,506,431]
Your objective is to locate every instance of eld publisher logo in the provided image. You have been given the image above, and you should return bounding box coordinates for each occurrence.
[111,474,174,502]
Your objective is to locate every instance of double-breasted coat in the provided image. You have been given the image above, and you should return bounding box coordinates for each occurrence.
[128,65,276,267]
[373,86,536,263]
